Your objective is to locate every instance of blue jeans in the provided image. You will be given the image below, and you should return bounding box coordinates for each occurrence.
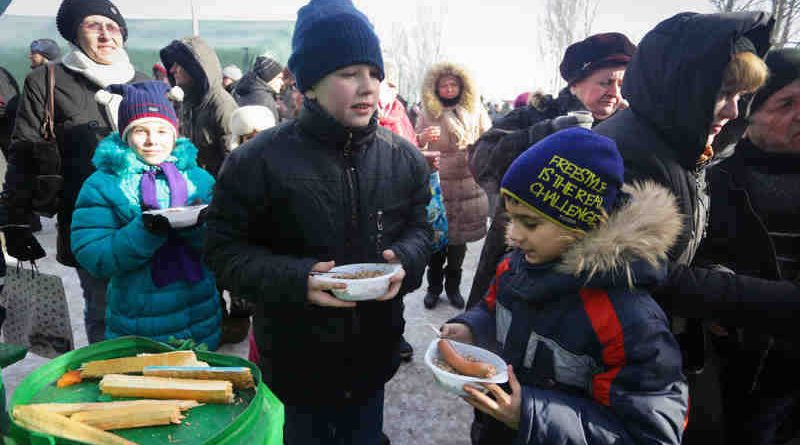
[283,389,384,445]
[76,267,108,344]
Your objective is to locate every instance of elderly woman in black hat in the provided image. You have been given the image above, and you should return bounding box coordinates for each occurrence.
[466,32,636,310]
[2,0,148,344]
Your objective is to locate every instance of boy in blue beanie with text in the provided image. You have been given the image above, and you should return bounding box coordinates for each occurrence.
[442,128,689,444]
[203,1,432,444]
[71,81,221,349]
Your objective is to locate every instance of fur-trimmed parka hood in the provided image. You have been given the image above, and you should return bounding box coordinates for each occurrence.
[507,181,682,298]
[557,181,682,287]
[92,132,200,176]
[421,61,480,119]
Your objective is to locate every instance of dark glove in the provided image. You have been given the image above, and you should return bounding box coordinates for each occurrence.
[552,111,594,131]
[2,227,46,261]
[141,213,171,236]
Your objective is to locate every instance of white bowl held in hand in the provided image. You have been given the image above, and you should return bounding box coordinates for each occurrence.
[143,204,207,228]
[314,263,403,301]
[424,339,508,396]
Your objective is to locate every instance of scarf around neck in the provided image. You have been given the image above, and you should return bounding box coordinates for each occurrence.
[62,46,135,131]
[140,162,203,288]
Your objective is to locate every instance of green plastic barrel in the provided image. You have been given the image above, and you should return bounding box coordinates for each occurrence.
[3,336,283,445]
[0,342,29,437]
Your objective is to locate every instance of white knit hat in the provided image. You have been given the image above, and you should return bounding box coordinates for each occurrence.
[222,64,243,82]
[229,105,276,149]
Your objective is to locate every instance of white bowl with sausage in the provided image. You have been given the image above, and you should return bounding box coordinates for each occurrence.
[313,263,402,301]
[424,338,508,396]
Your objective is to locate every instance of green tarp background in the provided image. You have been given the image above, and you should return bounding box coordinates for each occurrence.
[0,15,293,85]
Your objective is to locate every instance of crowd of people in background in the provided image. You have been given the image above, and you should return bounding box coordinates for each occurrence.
[1,0,800,444]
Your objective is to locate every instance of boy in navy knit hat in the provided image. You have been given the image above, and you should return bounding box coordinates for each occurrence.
[204,1,432,444]
[442,128,689,444]
[70,80,221,348]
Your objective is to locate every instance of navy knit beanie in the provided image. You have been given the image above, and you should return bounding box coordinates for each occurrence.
[288,0,384,92]
[107,81,179,141]
[501,128,624,232]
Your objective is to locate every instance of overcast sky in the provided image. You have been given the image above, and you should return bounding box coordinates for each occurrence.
[7,0,730,99]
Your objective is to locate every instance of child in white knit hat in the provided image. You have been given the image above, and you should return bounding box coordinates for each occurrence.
[228,105,276,150]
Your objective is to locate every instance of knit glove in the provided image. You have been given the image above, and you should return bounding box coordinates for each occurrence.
[2,227,46,261]
[141,213,171,236]
[552,112,594,131]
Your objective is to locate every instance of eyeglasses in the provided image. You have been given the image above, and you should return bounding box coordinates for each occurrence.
[80,21,122,36]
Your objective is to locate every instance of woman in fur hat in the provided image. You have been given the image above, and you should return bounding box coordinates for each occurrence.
[417,62,492,310]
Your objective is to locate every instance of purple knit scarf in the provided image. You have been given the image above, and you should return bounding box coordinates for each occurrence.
[140,162,203,288]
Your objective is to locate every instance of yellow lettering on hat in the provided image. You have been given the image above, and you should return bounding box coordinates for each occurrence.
[562,180,577,197]
[529,182,545,198]
[538,167,554,182]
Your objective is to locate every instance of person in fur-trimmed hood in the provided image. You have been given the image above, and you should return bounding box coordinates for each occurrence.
[71,81,221,349]
[417,61,491,310]
[442,128,689,445]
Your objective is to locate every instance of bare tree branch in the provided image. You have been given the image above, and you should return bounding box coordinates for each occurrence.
[537,0,600,92]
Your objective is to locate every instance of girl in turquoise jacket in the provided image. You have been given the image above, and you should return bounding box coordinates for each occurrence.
[71,81,221,349]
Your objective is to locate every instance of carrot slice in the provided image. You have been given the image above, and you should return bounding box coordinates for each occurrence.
[57,370,83,388]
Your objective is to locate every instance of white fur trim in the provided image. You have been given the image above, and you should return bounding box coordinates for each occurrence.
[168,86,184,102]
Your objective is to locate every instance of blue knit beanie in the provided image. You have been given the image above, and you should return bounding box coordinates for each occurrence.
[107,81,179,141]
[288,0,384,93]
[501,128,624,232]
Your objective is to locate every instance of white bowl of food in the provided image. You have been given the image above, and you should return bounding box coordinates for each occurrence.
[143,204,207,228]
[424,338,508,396]
[314,263,402,301]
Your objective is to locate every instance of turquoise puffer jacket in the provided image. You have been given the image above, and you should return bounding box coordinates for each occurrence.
[71,133,221,349]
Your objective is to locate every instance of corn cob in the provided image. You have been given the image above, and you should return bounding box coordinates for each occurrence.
[100,374,234,404]
[12,405,136,445]
[143,366,255,389]
[71,404,184,430]
[26,399,201,416]
[80,351,208,378]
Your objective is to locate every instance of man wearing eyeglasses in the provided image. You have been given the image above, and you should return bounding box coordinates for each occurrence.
[1,0,148,344]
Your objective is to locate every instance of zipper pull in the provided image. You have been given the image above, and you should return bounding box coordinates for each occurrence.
[376,210,384,253]
[343,132,353,157]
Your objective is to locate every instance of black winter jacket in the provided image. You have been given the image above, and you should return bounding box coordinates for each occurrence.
[4,61,147,266]
[232,71,280,123]
[205,99,432,405]
[0,66,19,157]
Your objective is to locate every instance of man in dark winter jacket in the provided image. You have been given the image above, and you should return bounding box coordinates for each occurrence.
[160,36,237,178]
[232,55,283,123]
[595,11,800,443]
[2,0,148,344]
[28,38,61,70]
[466,32,635,309]
[696,48,800,444]
[204,1,430,443]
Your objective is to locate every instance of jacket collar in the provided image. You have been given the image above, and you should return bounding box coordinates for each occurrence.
[297,98,378,150]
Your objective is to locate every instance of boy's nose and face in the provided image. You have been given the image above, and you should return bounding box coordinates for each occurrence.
[128,121,176,166]
[504,197,577,265]
[307,64,381,128]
